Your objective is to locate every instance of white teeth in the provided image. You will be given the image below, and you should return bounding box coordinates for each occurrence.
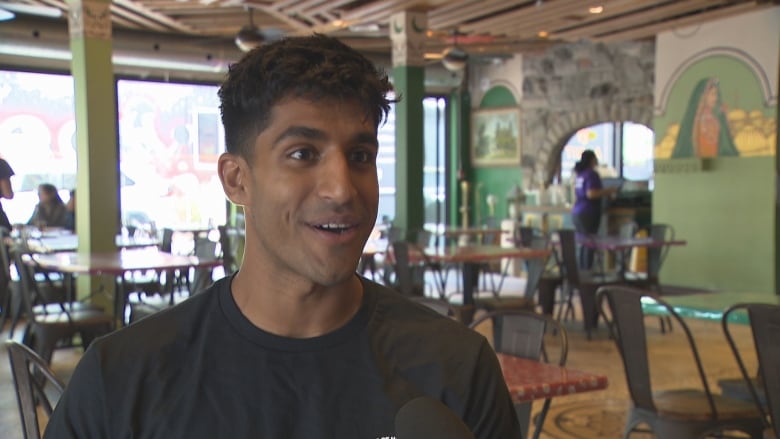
[320,223,349,229]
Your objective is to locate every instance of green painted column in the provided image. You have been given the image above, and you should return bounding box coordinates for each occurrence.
[67,0,120,303]
[449,87,471,227]
[389,11,427,240]
[392,66,425,238]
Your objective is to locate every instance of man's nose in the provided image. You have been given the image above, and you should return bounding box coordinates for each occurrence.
[317,154,356,203]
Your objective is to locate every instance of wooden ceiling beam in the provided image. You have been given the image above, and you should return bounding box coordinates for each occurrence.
[114,0,196,33]
[595,1,762,42]
[429,0,527,30]
[459,0,584,33]
[552,0,730,41]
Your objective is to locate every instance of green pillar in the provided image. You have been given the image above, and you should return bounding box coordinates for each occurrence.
[393,66,425,238]
[67,0,120,302]
[389,10,427,240]
[449,87,471,227]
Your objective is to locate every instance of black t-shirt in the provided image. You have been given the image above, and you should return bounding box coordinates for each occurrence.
[45,276,521,438]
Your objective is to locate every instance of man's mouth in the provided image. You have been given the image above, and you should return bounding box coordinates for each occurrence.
[313,223,356,234]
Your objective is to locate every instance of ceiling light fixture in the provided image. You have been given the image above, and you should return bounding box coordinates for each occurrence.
[235,8,265,52]
[589,5,604,14]
[441,29,469,72]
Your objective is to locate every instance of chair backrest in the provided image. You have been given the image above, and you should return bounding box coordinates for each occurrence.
[6,339,65,439]
[517,226,537,247]
[556,229,581,286]
[389,241,424,297]
[722,303,773,430]
[597,285,717,416]
[218,225,242,275]
[746,303,780,433]
[647,223,675,277]
[523,236,550,299]
[468,310,567,366]
[159,228,174,253]
[190,236,219,294]
[415,229,432,248]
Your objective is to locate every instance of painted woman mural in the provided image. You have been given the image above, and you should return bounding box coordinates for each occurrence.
[671,77,739,158]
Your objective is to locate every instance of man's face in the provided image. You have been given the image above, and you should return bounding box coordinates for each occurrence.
[226,97,379,287]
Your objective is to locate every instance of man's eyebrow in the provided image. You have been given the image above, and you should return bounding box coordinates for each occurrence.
[272,126,378,148]
[271,125,326,148]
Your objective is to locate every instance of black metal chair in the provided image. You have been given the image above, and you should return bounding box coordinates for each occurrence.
[13,252,114,364]
[469,310,567,439]
[721,302,779,437]
[6,339,66,439]
[558,229,621,339]
[597,285,765,439]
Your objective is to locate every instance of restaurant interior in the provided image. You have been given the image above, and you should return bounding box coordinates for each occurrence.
[0,1,778,438]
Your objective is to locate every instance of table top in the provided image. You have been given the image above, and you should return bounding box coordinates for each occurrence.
[642,291,780,324]
[424,245,550,264]
[24,233,160,253]
[32,248,221,275]
[439,227,505,237]
[579,235,687,251]
[498,353,608,403]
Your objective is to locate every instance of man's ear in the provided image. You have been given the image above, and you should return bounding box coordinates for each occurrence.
[218,153,250,206]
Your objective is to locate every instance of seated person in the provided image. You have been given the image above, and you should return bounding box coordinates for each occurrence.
[27,183,68,228]
[64,189,75,231]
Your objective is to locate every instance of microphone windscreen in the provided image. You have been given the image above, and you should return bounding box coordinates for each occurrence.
[394,396,475,439]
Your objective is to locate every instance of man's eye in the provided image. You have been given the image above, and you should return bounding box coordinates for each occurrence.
[350,150,375,163]
[289,149,316,161]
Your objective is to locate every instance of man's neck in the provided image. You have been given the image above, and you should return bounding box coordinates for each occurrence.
[230,269,364,338]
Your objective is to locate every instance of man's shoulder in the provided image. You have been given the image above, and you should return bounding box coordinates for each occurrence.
[90,278,228,361]
[364,279,486,350]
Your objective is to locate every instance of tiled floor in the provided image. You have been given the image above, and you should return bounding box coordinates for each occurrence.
[0,273,761,439]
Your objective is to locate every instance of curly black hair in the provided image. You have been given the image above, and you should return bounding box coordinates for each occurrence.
[218,34,396,159]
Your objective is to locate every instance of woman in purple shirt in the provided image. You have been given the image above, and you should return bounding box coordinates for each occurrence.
[571,150,618,269]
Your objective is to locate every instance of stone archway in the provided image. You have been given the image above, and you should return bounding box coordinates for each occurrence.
[529,101,654,186]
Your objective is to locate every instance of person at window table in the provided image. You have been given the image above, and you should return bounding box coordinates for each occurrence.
[63,189,76,232]
[571,149,619,269]
[45,35,521,439]
[27,183,68,229]
[0,157,14,231]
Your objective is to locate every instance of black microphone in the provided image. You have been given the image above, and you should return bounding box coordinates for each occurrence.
[394,396,475,439]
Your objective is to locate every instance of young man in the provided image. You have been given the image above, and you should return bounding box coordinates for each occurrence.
[45,35,521,438]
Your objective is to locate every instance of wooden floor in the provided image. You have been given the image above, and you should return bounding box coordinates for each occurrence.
[0,273,761,439]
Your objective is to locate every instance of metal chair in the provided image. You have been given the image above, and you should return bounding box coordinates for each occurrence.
[558,229,621,339]
[597,285,765,439]
[13,252,114,364]
[469,310,567,439]
[6,339,65,439]
[721,303,779,436]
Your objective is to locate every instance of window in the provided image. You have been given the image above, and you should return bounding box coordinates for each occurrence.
[0,70,228,229]
[116,79,227,229]
[560,121,654,187]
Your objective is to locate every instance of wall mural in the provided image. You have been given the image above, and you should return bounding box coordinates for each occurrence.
[655,54,776,159]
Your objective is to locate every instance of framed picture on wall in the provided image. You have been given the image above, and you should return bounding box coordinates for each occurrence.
[471,107,521,167]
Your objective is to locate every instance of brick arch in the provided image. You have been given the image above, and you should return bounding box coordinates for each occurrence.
[531,101,654,186]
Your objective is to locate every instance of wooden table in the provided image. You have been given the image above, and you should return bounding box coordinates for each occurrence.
[32,248,222,322]
[423,245,550,322]
[24,232,160,253]
[579,235,687,278]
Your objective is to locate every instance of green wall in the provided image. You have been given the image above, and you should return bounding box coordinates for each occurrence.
[653,156,775,292]
[469,86,522,226]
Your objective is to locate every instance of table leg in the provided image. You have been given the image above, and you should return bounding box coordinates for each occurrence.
[460,263,479,325]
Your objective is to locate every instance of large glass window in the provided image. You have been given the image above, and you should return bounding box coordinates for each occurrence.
[116,79,226,229]
[0,70,228,229]
[422,97,447,229]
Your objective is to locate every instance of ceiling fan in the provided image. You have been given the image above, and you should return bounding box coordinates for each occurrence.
[234,7,284,52]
